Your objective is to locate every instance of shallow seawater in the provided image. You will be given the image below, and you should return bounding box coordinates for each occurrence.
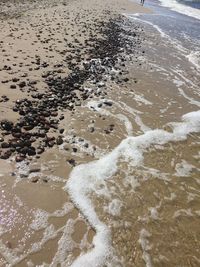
[134,0,200,54]
[65,3,200,265]
[0,1,200,267]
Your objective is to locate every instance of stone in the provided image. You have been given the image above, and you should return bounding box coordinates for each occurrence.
[18,81,26,88]
[29,167,41,173]
[56,136,63,145]
[1,120,13,131]
[1,142,10,148]
[31,177,39,183]
[104,100,112,107]
[15,155,25,162]
[67,159,76,166]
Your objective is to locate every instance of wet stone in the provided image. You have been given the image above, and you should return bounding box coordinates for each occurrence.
[1,142,10,149]
[104,100,113,106]
[31,177,39,183]
[29,167,41,173]
[72,147,77,153]
[1,120,13,131]
[56,136,63,145]
[15,155,25,162]
[67,158,76,166]
[89,127,95,133]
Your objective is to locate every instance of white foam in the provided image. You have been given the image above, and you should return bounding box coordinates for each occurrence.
[187,51,200,70]
[149,207,159,220]
[178,87,200,107]
[127,14,168,39]
[66,110,200,267]
[159,0,200,21]
[86,100,133,135]
[173,208,193,218]
[133,93,152,106]
[116,114,133,135]
[30,209,49,231]
[123,175,140,191]
[139,229,153,267]
[92,98,151,134]
[174,160,195,177]
[128,14,200,71]
[107,199,123,217]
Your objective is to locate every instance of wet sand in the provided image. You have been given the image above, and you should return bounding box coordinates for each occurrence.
[0,0,200,266]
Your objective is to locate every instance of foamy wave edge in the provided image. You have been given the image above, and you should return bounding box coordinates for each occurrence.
[65,110,200,267]
[187,51,200,70]
[159,0,200,20]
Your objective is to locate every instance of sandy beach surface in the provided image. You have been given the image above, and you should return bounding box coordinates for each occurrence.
[0,0,200,266]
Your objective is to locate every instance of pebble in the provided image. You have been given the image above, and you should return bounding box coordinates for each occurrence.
[29,167,41,173]
[56,136,63,145]
[31,177,39,183]
[10,84,17,89]
[67,159,76,166]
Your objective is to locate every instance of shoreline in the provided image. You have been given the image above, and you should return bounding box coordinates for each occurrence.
[0,0,151,266]
[0,0,200,266]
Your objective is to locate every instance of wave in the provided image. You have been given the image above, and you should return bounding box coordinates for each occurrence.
[159,0,200,20]
[187,51,200,69]
[127,15,200,70]
[66,110,200,267]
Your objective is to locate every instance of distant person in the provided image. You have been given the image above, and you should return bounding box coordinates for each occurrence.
[141,0,145,6]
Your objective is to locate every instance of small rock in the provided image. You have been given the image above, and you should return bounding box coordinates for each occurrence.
[89,127,95,133]
[31,177,39,183]
[59,128,64,134]
[84,143,89,148]
[104,101,112,107]
[56,136,63,145]
[42,178,48,183]
[63,144,70,151]
[1,142,10,148]
[29,167,41,173]
[1,120,13,131]
[18,81,26,88]
[67,159,76,166]
[15,155,25,162]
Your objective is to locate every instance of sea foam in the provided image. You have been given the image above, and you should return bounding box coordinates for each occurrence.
[66,110,200,267]
[159,0,200,20]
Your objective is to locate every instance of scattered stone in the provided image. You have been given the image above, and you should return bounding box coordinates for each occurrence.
[1,142,10,148]
[84,143,89,148]
[18,81,26,88]
[29,167,41,173]
[15,155,25,162]
[1,120,13,131]
[104,100,112,107]
[59,128,65,134]
[56,136,63,145]
[12,78,19,82]
[0,14,141,162]
[67,158,76,166]
[31,177,39,183]
[89,126,95,133]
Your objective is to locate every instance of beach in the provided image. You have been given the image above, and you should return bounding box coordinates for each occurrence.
[0,0,200,266]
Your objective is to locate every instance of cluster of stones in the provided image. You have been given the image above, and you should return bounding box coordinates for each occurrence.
[0,0,65,20]
[0,16,142,161]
